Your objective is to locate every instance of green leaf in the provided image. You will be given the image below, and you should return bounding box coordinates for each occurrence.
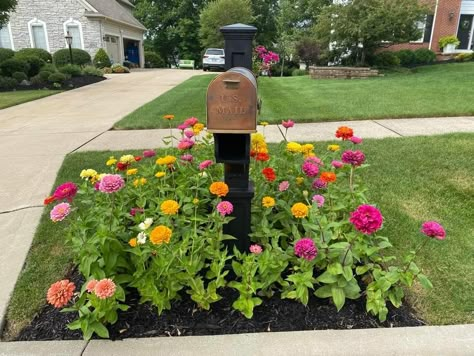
[314,285,332,298]
[329,242,350,249]
[356,265,370,275]
[417,273,433,289]
[343,280,361,299]
[331,286,346,311]
[92,322,110,339]
[342,266,353,281]
[328,262,343,275]
[317,271,338,284]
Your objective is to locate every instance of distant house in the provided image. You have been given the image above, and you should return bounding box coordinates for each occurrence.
[0,0,146,67]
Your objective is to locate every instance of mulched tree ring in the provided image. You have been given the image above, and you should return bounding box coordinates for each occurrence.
[15,268,424,341]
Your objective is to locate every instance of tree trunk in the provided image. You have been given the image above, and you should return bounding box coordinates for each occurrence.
[280,56,285,77]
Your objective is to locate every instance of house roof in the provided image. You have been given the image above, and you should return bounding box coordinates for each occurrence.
[84,0,146,31]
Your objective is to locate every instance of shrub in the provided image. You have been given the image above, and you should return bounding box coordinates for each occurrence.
[144,51,165,68]
[111,64,130,73]
[0,58,29,77]
[48,72,67,84]
[270,61,299,77]
[53,49,91,67]
[38,70,52,82]
[15,48,52,63]
[454,52,473,62]
[12,71,28,83]
[19,56,46,77]
[438,35,460,50]
[59,64,83,77]
[42,63,58,73]
[395,50,416,67]
[414,48,436,65]
[93,48,111,68]
[30,74,44,86]
[102,67,112,74]
[82,65,103,77]
[0,48,15,64]
[292,69,307,76]
[0,75,17,89]
[374,51,400,68]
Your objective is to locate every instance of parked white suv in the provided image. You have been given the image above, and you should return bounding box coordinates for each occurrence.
[202,48,225,71]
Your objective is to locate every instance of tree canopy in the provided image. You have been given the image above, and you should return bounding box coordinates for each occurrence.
[0,0,17,28]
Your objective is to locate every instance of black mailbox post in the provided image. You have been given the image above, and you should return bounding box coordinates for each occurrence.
[205,24,257,252]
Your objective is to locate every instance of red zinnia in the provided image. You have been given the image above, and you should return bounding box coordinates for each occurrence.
[134,156,142,162]
[116,162,129,171]
[320,172,336,183]
[44,195,56,205]
[53,182,78,202]
[262,167,276,182]
[335,126,354,140]
[256,152,270,161]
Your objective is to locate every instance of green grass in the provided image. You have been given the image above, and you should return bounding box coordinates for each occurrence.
[0,90,61,109]
[114,62,474,129]
[4,133,473,339]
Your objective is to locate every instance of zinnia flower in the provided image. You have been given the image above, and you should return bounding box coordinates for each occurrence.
[150,225,172,245]
[119,154,136,164]
[129,238,138,247]
[302,160,319,177]
[282,119,295,128]
[287,142,302,153]
[181,154,194,162]
[342,150,366,166]
[143,150,156,158]
[106,157,117,166]
[50,202,71,222]
[296,177,305,185]
[260,121,269,126]
[53,182,78,202]
[350,136,363,144]
[312,178,327,190]
[262,167,276,182]
[294,238,318,261]
[44,195,55,205]
[47,279,75,308]
[86,279,97,293]
[184,117,199,127]
[133,178,147,187]
[98,174,125,193]
[94,278,116,299]
[155,171,166,178]
[216,201,233,216]
[126,168,138,176]
[279,181,289,192]
[199,160,213,170]
[116,162,129,171]
[177,137,195,150]
[80,169,99,182]
[349,205,384,235]
[209,182,229,197]
[320,172,336,183]
[291,202,309,218]
[192,123,205,135]
[161,200,179,215]
[156,155,177,166]
[327,144,340,152]
[262,196,275,208]
[163,114,175,120]
[332,160,344,169]
[250,244,263,254]
[137,232,147,244]
[421,221,446,240]
[130,207,144,216]
[139,218,153,231]
[312,195,325,208]
[256,152,270,161]
[335,126,354,140]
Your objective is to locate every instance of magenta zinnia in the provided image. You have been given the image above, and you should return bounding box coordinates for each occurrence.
[421,221,446,240]
[312,178,327,190]
[294,238,318,261]
[302,160,319,177]
[199,160,213,170]
[349,205,383,235]
[216,201,233,216]
[53,182,78,202]
[341,150,366,166]
[98,174,125,193]
[50,202,71,222]
[177,137,194,150]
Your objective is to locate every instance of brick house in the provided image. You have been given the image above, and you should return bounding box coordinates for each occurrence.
[0,0,147,67]
[388,0,474,53]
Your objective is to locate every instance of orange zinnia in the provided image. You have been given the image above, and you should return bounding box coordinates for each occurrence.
[163,114,175,120]
[209,182,229,197]
[150,225,172,245]
[335,126,354,140]
[320,172,337,183]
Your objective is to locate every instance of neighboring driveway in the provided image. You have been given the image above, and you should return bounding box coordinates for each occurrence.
[0,69,204,325]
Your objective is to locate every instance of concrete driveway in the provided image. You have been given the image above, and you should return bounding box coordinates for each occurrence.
[0,69,204,325]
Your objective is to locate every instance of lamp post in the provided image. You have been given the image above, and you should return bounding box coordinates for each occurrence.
[65,31,74,65]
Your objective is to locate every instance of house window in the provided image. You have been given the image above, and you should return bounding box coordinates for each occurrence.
[28,19,49,51]
[63,18,84,49]
[0,23,14,49]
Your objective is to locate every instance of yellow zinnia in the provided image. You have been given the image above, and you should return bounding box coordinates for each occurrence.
[150,225,172,245]
[262,196,275,208]
[327,144,340,152]
[155,171,166,178]
[156,155,177,165]
[301,144,314,156]
[128,238,137,247]
[291,202,309,219]
[80,169,99,183]
[106,157,117,166]
[296,177,304,185]
[193,123,205,135]
[120,154,136,164]
[287,142,302,153]
[161,200,179,215]
[126,168,138,176]
[133,178,147,187]
[260,121,269,126]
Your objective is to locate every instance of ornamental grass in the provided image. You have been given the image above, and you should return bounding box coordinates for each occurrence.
[43,118,445,339]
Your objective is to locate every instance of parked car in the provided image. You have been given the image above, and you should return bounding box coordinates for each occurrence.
[203,48,225,71]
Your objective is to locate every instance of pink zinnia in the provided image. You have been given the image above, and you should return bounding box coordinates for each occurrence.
[50,202,71,222]
[177,137,194,150]
[216,201,233,216]
[98,174,125,194]
[199,160,213,170]
[302,161,319,177]
[143,150,156,158]
[279,181,290,192]
[294,238,318,261]
[86,279,98,293]
[332,160,344,169]
[306,156,323,166]
[350,136,363,144]
[312,178,327,190]
[47,279,75,308]
[341,150,366,166]
[312,194,325,208]
[177,123,189,130]
[184,129,195,138]
[94,278,116,299]
[130,207,144,216]
[349,205,383,235]
[184,117,199,127]
[180,154,194,162]
[250,244,263,254]
[53,182,78,202]
[421,221,446,240]
[282,119,295,129]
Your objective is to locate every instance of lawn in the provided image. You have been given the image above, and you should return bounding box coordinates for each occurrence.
[4,133,473,339]
[0,90,61,109]
[114,62,474,129]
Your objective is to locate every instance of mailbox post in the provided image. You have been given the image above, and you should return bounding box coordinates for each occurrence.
[206,24,257,252]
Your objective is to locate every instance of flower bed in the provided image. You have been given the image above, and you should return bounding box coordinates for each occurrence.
[40,117,444,340]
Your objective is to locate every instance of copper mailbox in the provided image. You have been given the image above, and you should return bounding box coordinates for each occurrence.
[207,67,257,134]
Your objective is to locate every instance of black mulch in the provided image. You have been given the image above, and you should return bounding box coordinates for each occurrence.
[0,75,106,92]
[15,268,425,341]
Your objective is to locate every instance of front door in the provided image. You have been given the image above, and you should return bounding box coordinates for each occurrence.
[104,35,120,64]
[457,15,474,50]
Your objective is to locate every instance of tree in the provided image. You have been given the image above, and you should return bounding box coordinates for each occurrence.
[315,0,429,66]
[295,36,320,68]
[199,0,253,49]
[0,0,17,28]
[251,0,279,47]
